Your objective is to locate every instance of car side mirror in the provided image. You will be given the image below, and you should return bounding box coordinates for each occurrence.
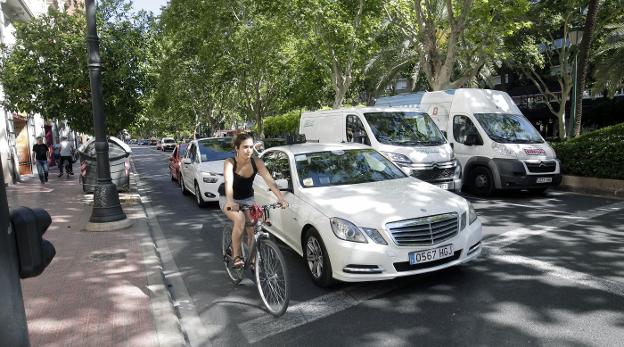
[275,178,293,193]
[182,158,192,164]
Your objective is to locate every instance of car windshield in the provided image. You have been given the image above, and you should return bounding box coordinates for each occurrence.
[364,111,446,146]
[474,113,544,143]
[164,139,175,143]
[197,138,234,162]
[294,149,406,188]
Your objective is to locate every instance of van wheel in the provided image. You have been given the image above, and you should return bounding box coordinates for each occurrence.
[469,166,495,196]
[303,228,336,288]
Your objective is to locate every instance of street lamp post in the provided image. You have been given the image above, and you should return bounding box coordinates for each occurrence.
[85,0,127,224]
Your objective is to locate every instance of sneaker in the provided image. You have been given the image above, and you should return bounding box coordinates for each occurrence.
[58,173,63,177]
[68,172,74,175]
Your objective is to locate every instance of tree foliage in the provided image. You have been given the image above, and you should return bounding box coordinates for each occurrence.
[0,0,154,134]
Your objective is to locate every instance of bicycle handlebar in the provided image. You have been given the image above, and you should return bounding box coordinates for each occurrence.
[226,202,284,212]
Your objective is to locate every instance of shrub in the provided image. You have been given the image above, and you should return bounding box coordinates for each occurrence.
[549,122,624,179]
[262,110,302,138]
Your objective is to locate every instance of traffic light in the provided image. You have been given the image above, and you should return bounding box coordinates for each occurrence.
[10,207,56,279]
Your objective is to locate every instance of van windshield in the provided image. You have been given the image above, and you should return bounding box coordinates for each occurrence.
[364,112,446,146]
[474,113,544,144]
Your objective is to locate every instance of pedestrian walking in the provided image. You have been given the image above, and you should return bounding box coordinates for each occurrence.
[58,136,75,177]
[32,136,50,183]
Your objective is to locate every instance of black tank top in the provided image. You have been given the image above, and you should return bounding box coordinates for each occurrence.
[232,158,257,200]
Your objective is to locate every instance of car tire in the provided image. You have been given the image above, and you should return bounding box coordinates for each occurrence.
[180,175,189,195]
[194,182,206,207]
[469,166,495,196]
[303,228,336,288]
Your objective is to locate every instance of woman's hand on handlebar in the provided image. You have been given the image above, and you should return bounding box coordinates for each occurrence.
[277,198,289,209]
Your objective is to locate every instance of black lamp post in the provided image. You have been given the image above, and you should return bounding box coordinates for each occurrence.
[85,0,126,223]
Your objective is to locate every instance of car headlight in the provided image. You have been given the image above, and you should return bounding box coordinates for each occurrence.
[468,202,478,225]
[361,227,387,245]
[202,172,220,183]
[381,151,412,166]
[330,218,367,243]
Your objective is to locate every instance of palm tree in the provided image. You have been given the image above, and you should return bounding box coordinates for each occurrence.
[592,22,624,98]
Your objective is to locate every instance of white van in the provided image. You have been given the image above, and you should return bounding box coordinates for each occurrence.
[299,107,462,191]
[376,89,562,195]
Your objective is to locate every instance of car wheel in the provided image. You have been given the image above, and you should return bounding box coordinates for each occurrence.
[180,175,189,195]
[303,228,336,288]
[469,166,495,196]
[194,182,206,207]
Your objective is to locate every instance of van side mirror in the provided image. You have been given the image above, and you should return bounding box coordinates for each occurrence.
[10,207,55,279]
[182,158,192,164]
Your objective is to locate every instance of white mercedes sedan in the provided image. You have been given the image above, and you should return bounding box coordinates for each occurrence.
[253,142,482,287]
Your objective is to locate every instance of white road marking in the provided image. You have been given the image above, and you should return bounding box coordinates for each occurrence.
[235,200,624,344]
[490,253,624,297]
[486,200,624,250]
[239,283,401,344]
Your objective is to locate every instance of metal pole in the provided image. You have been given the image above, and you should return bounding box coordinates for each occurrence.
[0,159,30,347]
[85,0,126,223]
[570,52,578,138]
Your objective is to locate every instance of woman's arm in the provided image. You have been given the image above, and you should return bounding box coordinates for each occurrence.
[223,159,235,209]
[255,159,289,208]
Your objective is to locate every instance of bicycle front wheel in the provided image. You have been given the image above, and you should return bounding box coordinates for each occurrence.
[222,224,243,284]
[255,239,290,317]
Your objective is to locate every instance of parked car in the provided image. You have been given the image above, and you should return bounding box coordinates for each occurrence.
[160,137,176,152]
[179,137,233,206]
[155,141,162,151]
[168,143,189,183]
[253,142,482,287]
[149,138,158,146]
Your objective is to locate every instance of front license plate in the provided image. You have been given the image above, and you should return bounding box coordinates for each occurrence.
[536,177,553,184]
[409,245,454,265]
[436,183,449,190]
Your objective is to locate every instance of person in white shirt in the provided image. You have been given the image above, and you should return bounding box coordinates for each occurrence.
[58,136,75,177]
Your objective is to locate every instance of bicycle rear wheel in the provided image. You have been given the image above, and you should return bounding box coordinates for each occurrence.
[255,238,290,317]
[222,224,243,284]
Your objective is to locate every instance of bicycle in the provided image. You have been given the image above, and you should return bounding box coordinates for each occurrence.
[222,202,290,317]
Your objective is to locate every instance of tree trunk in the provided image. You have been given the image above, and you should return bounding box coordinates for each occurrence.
[573,0,600,137]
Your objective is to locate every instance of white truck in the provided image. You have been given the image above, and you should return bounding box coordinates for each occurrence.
[299,107,463,191]
[375,89,562,195]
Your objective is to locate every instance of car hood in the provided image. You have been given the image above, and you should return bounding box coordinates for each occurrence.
[197,160,225,174]
[297,177,468,229]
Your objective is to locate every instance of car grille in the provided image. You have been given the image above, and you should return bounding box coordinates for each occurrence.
[386,212,459,246]
[411,167,455,182]
[525,160,557,173]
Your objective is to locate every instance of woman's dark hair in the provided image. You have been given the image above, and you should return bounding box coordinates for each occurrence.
[233,132,254,148]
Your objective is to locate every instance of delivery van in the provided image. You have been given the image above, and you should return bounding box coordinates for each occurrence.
[299,107,462,191]
[375,89,562,196]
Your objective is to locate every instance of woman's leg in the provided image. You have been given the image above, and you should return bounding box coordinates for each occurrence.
[224,208,246,265]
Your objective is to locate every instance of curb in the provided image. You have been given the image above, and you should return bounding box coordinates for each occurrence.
[131,157,213,347]
[558,175,624,198]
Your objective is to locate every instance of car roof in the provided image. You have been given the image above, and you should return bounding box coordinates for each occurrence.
[265,142,370,155]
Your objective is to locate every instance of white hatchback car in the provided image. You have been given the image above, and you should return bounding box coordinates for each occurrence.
[253,143,482,287]
[180,137,233,207]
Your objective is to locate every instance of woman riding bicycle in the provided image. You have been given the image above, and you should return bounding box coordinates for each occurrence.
[220,132,288,269]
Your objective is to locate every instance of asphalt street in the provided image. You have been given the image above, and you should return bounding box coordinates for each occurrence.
[132,145,624,347]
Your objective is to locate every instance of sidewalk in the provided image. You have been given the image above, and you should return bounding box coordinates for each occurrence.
[5,171,184,346]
